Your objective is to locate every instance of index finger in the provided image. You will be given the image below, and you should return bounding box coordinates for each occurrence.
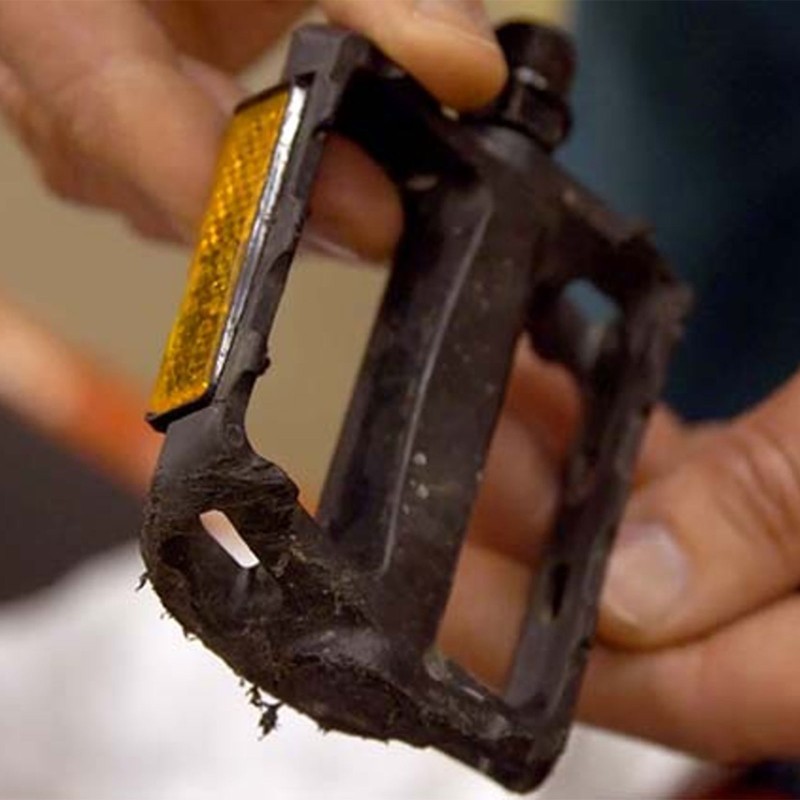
[0,0,230,235]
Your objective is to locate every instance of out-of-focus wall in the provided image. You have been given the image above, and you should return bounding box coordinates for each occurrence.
[0,0,566,497]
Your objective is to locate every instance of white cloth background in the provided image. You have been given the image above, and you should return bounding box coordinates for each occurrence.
[0,546,710,800]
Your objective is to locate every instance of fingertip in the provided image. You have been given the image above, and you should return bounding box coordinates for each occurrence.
[324,0,507,110]
[402,5,507,109]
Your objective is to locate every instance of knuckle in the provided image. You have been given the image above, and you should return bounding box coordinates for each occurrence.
[714,418,800,563]
[47,63,121,155]
[45,55,163,163]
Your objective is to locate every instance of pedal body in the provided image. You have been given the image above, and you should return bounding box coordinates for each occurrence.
[142,23,689,792]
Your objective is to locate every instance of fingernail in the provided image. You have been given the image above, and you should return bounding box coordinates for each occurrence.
[414,0,497,45]
[602,522,689,631]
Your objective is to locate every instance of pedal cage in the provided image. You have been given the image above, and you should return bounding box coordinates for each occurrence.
[142,22,690,792]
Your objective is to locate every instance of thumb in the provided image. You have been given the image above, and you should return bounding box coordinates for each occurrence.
[599,371,800,648]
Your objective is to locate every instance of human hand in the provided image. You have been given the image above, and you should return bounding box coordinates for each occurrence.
[581,372,800,764]
[0,0,505,253]
[442,355,800,766]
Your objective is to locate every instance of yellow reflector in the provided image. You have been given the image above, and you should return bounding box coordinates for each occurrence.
[148,89,291,421]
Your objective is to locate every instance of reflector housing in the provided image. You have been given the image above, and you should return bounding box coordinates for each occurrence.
[148,88,293,424]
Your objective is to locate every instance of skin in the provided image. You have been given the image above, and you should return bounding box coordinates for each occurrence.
[4,0,800,768]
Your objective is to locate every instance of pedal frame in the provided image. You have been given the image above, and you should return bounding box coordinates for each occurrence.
[142,24,690,792]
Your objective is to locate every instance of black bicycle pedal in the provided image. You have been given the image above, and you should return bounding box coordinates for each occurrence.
[141,21,690,792]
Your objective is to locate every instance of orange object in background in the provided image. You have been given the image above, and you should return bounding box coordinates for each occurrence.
[0,293,159,495]
[0,290,316,573]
